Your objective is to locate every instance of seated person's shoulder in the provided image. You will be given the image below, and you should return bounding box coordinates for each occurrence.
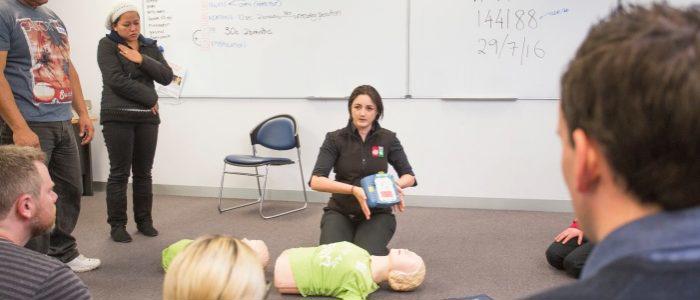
[527,253,700,300]
[1,240,65,270]
[0,241,87,298]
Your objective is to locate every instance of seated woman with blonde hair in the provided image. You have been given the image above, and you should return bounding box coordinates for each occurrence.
[162,235,267,300]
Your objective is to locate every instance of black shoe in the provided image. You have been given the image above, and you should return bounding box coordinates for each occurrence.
[110,226,132,243]
[137,223,159,237]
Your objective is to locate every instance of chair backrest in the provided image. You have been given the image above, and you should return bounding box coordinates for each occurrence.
[249,114,299,150]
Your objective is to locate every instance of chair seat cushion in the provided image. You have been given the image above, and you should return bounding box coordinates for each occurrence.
[224,155,294,166]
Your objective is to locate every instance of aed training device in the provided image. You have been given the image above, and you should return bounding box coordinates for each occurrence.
[360,173,400,208]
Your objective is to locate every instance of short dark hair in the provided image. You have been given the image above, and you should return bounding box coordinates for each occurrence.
[561,4,700,210]
[0,145,45,219]
[348,85,384,123]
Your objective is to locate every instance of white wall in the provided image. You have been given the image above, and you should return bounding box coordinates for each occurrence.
[48,1,569,203]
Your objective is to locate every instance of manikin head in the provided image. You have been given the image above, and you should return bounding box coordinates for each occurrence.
[386,249,426,291]
[241,238,270,267]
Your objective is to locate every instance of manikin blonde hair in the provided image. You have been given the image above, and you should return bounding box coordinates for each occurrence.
[162,235,266,300]
[388,257,426,291]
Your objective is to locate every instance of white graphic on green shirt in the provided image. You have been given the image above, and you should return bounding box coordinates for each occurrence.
[318,243,343,268]
[288,242,379,300]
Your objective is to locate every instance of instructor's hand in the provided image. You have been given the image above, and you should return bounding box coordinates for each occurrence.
[13,127,40,148]
[351,186,371,220]
[392,181,405,213]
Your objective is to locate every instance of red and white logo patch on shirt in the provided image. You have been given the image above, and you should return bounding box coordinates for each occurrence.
[371,146,384,158]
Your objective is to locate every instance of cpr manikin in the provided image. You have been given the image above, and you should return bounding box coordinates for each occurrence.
[274,241,426,300]
[240,238,270,267]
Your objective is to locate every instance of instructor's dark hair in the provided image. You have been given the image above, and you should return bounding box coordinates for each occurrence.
[348,85,384,123]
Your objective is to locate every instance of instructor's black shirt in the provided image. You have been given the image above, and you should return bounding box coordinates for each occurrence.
[311,121,416,216]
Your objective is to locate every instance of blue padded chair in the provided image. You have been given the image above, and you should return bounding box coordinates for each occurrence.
[218,114,308,218]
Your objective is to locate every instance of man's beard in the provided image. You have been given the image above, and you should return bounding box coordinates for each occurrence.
[29,209,55,237]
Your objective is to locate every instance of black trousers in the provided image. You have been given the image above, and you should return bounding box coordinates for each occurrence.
[102,122,158,227]
[1,121,82,263]
[319,208,396,255]
[545,238,594,278]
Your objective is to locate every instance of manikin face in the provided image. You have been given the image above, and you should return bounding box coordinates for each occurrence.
[350,94,378,131]
[30,161,57,237]
[388,248,423,274]
[113,11,141,43]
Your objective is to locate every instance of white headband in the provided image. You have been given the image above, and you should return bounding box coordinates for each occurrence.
[105,2,139,31]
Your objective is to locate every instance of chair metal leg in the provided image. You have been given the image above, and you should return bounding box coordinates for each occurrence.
[259,161,308,219]
[218,149,308,218]
[297,148,310,205]
[218,162,261,213]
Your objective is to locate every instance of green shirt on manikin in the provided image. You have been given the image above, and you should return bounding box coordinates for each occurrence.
[288,241,379,300]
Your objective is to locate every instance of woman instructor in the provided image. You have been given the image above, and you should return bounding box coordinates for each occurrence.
[310,85,416,255]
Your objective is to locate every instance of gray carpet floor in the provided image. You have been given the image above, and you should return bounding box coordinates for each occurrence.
[71,192,575,300]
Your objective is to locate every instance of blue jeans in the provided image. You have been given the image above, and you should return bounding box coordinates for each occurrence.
[1,121,82,263]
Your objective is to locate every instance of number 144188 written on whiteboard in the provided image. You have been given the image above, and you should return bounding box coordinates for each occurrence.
[477,9,538,30]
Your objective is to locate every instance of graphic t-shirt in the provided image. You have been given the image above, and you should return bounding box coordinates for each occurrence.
[0,1,73,122]
[288,241,379,300]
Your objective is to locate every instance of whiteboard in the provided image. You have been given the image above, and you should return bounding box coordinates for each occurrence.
[135,0,695,99]
[139,0,408,98]
[410,0,619,99]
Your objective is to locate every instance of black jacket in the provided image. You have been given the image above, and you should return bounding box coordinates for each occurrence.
[311,121,416,215]
[97,32,173,124]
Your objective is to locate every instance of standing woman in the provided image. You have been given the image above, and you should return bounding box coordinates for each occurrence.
[310,85,417,255]
[97,2,173,243]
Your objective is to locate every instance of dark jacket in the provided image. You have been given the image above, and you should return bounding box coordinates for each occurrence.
[97,32,173,124]
[526,206,700,300]
[311,121,416,216]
